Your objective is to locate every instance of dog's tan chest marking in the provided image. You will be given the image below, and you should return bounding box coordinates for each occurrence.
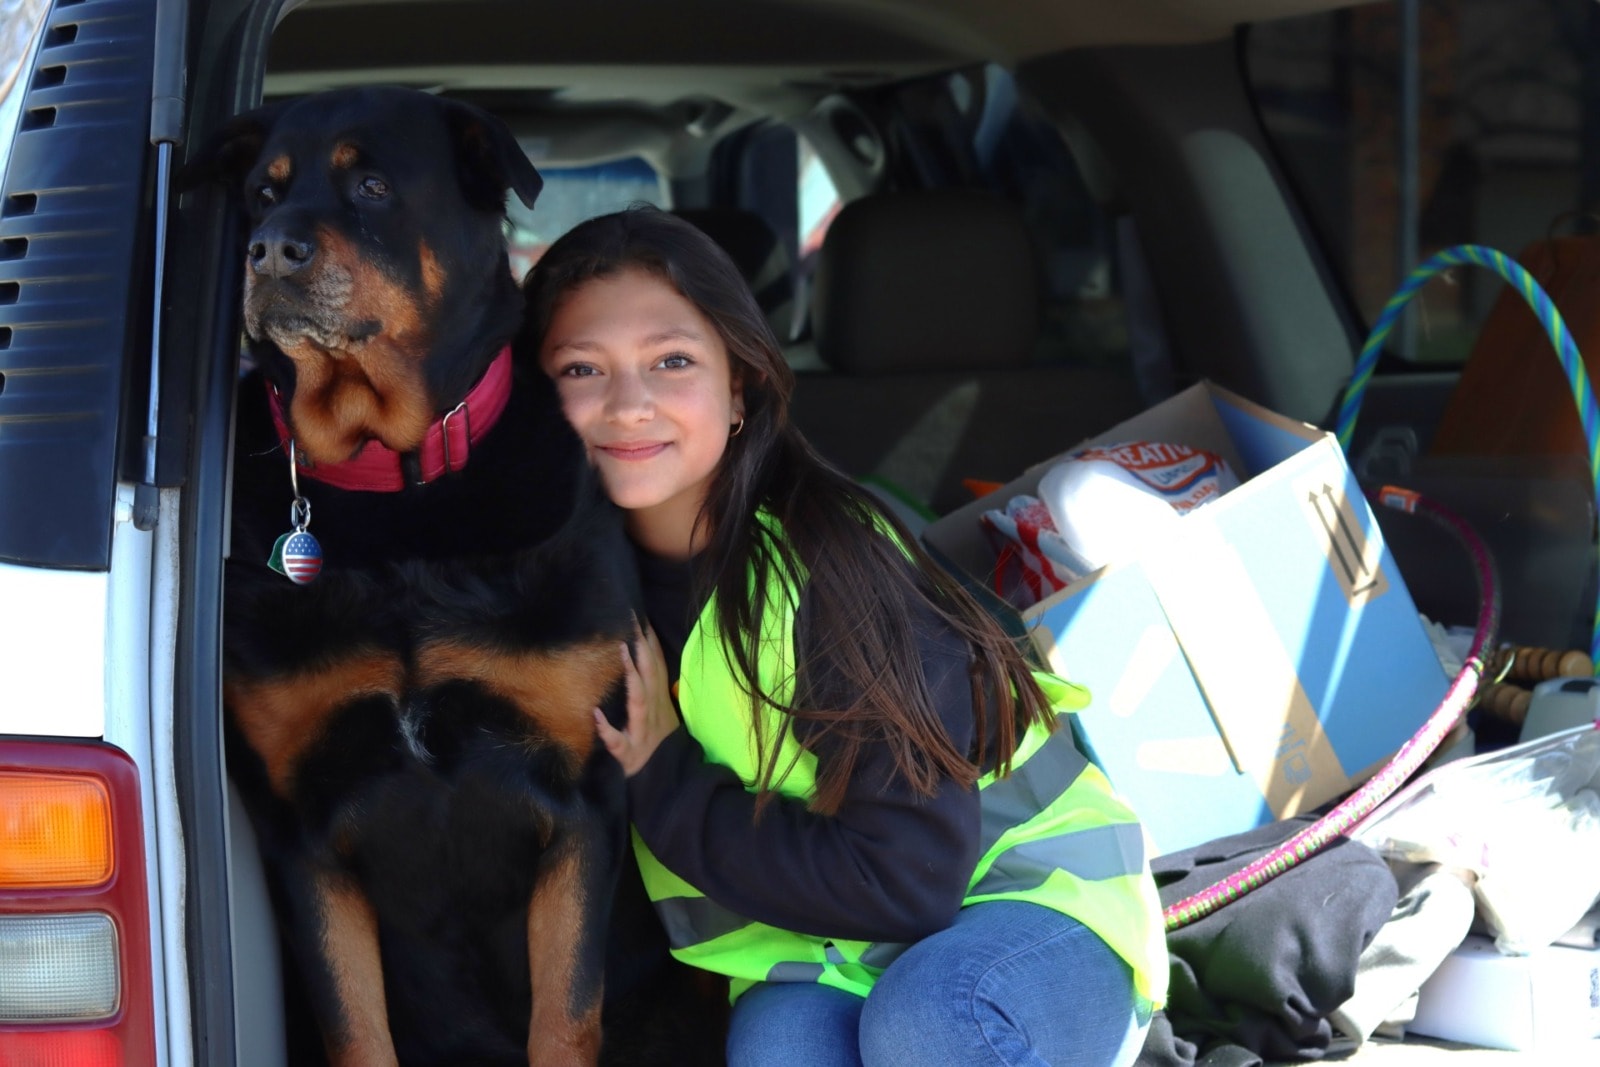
[414,638,623,769]
[286,345,434,464]
[225,652,406,797]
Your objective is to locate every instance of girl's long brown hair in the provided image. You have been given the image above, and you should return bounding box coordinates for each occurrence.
[523,206,1054,815]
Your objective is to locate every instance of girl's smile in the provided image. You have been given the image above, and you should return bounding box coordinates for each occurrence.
[596,441,670,460]
[539,266,743,558]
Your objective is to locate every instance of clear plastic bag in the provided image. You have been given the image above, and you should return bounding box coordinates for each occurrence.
[1352,725,1600,954]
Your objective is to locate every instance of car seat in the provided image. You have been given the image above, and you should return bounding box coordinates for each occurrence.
[789,189,1145,517]
[673,207,796,345]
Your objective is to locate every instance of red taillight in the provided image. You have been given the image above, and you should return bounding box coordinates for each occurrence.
[0,741,156,1067]
[0,1028,122,1067]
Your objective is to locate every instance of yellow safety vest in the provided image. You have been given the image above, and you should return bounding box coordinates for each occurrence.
[632,519,1168,1010]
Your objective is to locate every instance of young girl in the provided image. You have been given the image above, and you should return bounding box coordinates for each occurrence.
[526,207,1167,1067]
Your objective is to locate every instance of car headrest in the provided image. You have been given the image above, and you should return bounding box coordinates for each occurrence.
[673,207,793,337]
[810,190,1039,375]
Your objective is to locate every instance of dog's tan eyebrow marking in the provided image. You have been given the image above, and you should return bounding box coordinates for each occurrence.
[419,242,446,302]
[224,652,405,798]
[266,155,292,183]
[414,638,623,771]
[331,142,360,169]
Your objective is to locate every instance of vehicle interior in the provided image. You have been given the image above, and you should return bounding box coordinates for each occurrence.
[135,0,1600,1060]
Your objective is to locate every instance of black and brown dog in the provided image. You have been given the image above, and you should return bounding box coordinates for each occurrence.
[187,87,722,1066]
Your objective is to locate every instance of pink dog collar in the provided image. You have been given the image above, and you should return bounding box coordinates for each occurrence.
[267,345,514,492]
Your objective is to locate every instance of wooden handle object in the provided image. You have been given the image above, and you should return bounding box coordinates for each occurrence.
[1477,682,1533,725]
[1490,646,1594,683]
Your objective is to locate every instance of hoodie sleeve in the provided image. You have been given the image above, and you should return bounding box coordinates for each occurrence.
[626,591,980,943]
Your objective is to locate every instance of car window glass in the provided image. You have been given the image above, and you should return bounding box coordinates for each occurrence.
[1248,0,1596,365]
[0,0,51,183]
[505,155,668,279]
[798,136,840,277]
[718,123,839,343]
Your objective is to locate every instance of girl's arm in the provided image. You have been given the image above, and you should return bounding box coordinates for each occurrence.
[626,594,981,943]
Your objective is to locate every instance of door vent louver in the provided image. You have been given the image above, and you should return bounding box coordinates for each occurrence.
[0,0,159,568]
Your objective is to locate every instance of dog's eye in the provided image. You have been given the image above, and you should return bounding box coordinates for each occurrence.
[358,176,390,200]
[255,185,278,207]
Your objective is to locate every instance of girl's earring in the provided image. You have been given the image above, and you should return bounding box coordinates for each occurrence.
[730,416,745,438]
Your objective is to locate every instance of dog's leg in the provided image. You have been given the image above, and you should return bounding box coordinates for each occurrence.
[526,817,615,1067]
[313,872,400,1067]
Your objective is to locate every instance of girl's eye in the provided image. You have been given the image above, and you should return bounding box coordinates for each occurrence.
[559,364,599,378]
[658,353,692,370]
[358,176,390,200]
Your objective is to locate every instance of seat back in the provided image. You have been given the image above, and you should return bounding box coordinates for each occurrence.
[789,190,1144,515]
[673,207,796,343]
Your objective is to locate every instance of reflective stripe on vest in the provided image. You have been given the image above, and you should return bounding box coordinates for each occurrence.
[978,712,1091,853]
[648,718,1129,972]
[632,515,1168,1008]
[656,893,754,948]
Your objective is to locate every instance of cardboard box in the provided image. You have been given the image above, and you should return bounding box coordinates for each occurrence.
[1410,935,1600,1051]
[923,382,1450,855]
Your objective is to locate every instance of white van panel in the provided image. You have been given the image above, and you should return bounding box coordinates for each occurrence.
[0,559,109,737]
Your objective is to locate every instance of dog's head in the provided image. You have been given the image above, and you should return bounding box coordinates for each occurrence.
[185,87,543,464]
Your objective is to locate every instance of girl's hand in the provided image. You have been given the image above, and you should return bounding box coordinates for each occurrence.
[594,619,680,776]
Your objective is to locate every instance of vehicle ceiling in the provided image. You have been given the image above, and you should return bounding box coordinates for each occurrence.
[265,0,1373,164]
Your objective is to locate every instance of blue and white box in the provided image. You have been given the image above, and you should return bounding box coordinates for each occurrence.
[924,382,1450,855]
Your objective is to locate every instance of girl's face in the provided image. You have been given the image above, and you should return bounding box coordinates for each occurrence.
[539,266,744,559]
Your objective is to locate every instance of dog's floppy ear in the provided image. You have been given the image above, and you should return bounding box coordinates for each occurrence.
[441,99,544,212]
[178,102,288,192]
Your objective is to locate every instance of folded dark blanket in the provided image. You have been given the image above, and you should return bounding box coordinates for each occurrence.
[1136,817,1399,1067]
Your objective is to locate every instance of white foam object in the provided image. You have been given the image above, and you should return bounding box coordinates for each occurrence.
[1037,442,1238,571]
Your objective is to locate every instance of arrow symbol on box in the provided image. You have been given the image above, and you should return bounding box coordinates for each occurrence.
[1309,485,1381,595]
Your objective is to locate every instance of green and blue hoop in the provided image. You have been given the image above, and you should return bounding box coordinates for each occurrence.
[1334,243,1600,667]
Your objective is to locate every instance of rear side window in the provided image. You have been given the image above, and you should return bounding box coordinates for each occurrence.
[0,0,51,182]
[1247,0,1594,364]
[504,156,667,279]
[720,123,839,342]
[798,137,841,268]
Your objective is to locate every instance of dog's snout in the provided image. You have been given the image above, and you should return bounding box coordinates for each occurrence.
[248,225,316,278]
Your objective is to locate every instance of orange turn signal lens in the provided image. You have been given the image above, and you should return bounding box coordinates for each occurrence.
[0,772,114,888]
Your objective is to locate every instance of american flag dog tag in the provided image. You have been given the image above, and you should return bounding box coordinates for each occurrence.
[269,494,323,585]
[271,529,323,584]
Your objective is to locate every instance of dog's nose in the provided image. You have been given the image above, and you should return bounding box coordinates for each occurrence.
[248,225,316,278]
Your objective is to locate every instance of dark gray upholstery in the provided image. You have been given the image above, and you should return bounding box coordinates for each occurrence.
[790,189,1144,516]
[810,190,1039,375]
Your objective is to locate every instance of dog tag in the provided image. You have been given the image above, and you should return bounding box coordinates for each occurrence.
[269,494,322,584]
[269,529,323,584]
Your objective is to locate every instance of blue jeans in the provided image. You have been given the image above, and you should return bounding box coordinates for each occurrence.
[725,901,1149,1067]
